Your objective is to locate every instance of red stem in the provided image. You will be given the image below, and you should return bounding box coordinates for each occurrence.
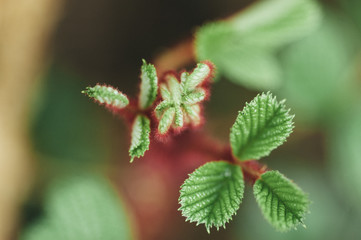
[173,132,268,184]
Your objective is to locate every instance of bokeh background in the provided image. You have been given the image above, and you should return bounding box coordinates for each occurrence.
[1,0,361,239]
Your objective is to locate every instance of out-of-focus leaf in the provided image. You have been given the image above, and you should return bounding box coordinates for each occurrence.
[230,0,321,48]
[278,10,361,125]
[196,0,322,90]
[216,43,282,90]
[21,174,132,240]
[31,65,111,164]
[339,0,361,31]
[329,103,361,214]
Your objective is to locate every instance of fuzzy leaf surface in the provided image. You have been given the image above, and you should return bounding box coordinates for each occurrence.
[230,92,294,161]
[82,85,129,109]
[181,62,211,91]
[179,161,244,233]
[139,59,158,109]
[195,0,321,90]
[155,62,212,135]
[129,114,151,162]
[253,171,309,231]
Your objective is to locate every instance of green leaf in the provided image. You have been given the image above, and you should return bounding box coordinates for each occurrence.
[158,107,176,134]
[129,114,151,162]
[179,161,245,233]
[139,59,158,110]
[82,84,129,109]
[339,0,361,31]
[216,44,282,90]
[21,174,132,240]
[154,100,172,118]
[174,107,184,127]
[238,165,349,240]
[183,104,201,125]
[253,171,309,231]
[154,62,213,134]
[230,0,322,48]
[279,10,361,124]
[182,89,206,105]
[31,65,112,164]
[181,62,211,91]
[230,92,294,161]
[195,0,322,90]
[329,103,361,213]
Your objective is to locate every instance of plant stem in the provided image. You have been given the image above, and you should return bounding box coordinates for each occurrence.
[173,131,268,184]
[238,160,268,184]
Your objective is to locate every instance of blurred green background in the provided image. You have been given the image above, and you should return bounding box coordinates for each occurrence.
[4,0,361,239]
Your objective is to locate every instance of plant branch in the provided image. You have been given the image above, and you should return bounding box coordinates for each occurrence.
[172,131,268,184]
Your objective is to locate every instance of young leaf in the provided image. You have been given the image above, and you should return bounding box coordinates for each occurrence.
[139,59,158,110]
[82,84,129,109]
[158,107,176,134]
[253,171,309,231]
[195,0,321,90]
[183,104,201,125]
[155,62,213,135]
[129,114,151,162]
[230,92,294,161]
[181,62,211,91]
[179,161,245,233]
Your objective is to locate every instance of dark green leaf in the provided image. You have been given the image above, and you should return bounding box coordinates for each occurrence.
[230,92,294,161]
[179,161,244,233]
[253,171,309,231]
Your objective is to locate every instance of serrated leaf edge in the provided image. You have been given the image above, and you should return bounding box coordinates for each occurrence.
[129,114,151,162]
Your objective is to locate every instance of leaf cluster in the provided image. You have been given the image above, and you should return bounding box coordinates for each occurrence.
[179,93,308,232]
[83,60,214,162]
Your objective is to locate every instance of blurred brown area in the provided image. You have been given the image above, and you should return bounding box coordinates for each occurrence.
[0,0,63,238]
